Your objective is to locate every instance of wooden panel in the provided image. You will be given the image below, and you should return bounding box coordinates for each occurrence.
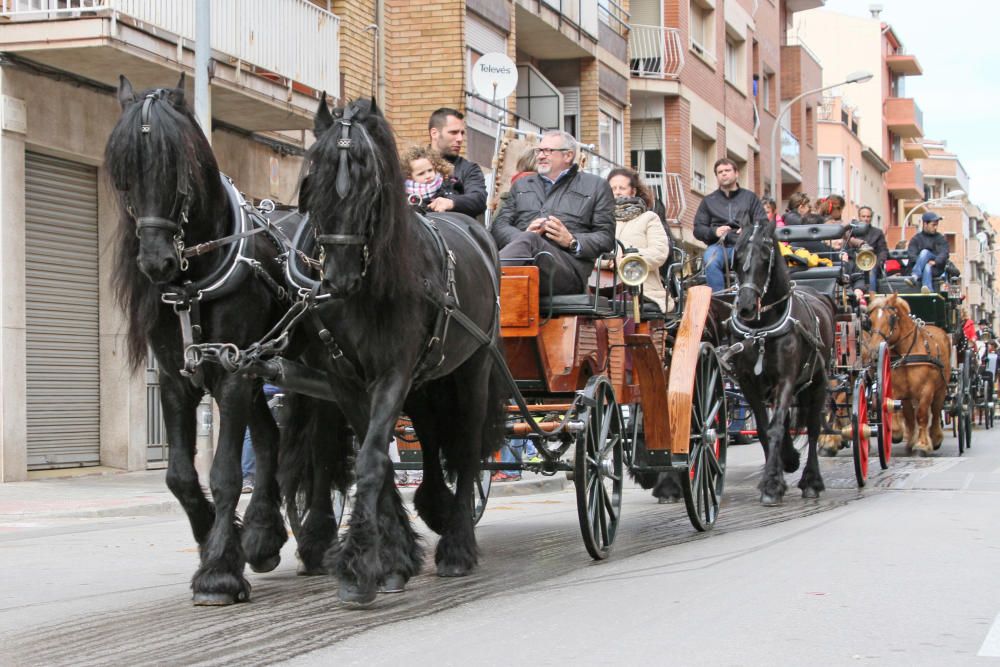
[626,334,671,450]
[500,266,539,337]
[539,316,580,392]
[394,417,421,451]
[504,337,544,382]
[606,318,627,398]
[667,286,712,455]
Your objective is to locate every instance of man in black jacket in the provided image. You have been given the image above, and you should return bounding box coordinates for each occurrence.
[491,130,615,296]
[693,158,768,291]
[844,205,889,295]
[427,108,487,217]
[905,211,950,292]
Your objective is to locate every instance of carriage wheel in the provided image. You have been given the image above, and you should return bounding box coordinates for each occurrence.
[851,375,870,487]
[876,342,893,469]
[286,486,350,539]
[679,343,728,532]
[574,375,625,560]
[958,350,973,454]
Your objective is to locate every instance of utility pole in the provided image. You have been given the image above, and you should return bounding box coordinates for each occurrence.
[194,0,212,144]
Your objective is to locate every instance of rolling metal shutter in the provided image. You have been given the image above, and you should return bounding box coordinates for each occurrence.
[25,152,101,469]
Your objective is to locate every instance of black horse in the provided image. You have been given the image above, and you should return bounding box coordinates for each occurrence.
[107,75,346,603]
[303,98,507,605]
[724,220,835,505]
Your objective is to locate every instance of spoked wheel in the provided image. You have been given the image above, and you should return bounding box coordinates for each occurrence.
[286,485,350,539]
[851,375,869,487]
[573,375,625,560]
[875,342,893,469]
[957,351,972,455]
[679,343,728,531]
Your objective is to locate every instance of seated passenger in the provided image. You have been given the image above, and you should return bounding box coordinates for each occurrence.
[491,130,615,296]
[401,145,463,214]
[693,158,768,292]
[605,168,670,313]
[842,205,888,298]
[905,212,949,292]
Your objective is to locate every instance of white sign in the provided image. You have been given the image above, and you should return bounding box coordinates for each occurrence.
[472,52,518,101]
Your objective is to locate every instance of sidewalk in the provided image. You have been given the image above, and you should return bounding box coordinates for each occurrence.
[0,468,568,521]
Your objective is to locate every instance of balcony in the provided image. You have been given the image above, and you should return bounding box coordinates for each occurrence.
[886,160,924,200]
[886,53,923,76]
[886,97,924,138]
[629,24,684,80]
[785,0,826,12]
[0,0,338,131]
[641,171,686,223]
[780,127,801,182]
[902,140,930,159]
[515,0,600,59]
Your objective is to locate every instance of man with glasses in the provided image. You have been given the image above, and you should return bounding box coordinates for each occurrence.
[491,130,615,295]
[427,107,487,217]
[905,211,950,293]
[693,158,768,292]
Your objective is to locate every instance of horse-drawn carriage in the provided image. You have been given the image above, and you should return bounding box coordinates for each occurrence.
[871,261,972,455]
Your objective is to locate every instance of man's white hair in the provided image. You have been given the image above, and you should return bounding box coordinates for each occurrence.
[541,129,578,157]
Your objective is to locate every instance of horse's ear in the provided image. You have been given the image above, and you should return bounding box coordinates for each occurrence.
[117,75,135,110]
[315,93,334,137]
[170,72,186,108]
[369,97,381,117]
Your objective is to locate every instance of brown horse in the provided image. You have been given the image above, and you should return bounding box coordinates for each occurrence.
[864,295,951,456]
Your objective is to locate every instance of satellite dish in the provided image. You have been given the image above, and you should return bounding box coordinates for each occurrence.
[472,52,518,101]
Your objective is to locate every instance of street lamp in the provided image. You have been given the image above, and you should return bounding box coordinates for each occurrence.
[770,70,873,204]
[900,189,966,232]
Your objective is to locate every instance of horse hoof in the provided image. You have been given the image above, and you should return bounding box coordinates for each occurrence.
[760,493,783,507]
[378,573,407,594]
[818,447,838,458]
[248,554,280,574]
[802,488,819,500]
[912,448,928,458]
[338,581,377,606]
[437,563,471,578]
[296,561,327,576]
[193,592,236,606]
[657,495,681,504]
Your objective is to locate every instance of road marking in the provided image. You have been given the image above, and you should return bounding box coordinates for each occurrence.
[978,612,1000,657]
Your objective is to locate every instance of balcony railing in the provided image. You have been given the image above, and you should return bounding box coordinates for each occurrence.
[781,127,801,172]
[642,171,686,223]
[598,0,629,38]
[629,24,684,79]
[540,0,600,38]
[0,0,340,96]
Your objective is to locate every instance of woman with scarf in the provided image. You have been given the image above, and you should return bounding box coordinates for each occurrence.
[605,168,670,313]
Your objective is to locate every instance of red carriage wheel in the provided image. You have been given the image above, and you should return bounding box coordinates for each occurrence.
[877,342,892,469]
[852,375,869,487]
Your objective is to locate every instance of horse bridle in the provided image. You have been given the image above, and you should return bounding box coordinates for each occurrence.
[312,102,372,278]
[120,89,194,272]
[736,222,775,321]
[864,304,900,346]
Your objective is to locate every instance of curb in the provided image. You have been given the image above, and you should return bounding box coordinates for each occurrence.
[0,474,571,522]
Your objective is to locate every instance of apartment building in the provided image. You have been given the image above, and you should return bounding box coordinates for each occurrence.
[964,202,995,328]
[383,0,631,179]
[0,1,364,481]
[794,7,924,232]
[629,0,824,231]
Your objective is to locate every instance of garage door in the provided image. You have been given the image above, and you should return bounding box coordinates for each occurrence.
[25,151,101,469]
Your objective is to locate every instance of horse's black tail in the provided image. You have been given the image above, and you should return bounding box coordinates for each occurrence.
[277,392,354,512]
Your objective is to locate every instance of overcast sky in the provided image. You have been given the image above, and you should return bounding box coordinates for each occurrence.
[817,0,1000,214]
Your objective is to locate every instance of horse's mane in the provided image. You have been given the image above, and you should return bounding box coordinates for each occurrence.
[105,87,220,370]
[304,98,417,301]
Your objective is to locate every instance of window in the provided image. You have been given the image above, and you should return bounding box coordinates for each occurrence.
[725,31,745,89]
[761,72,772,113]
[691,132,714,194]
[818,156,844,199]
[690,0,715,61]
[599,106,624,165]
[805,106,814,146]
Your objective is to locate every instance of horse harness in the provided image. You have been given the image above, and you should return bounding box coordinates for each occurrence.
[728,292,827,386]
[867,304,946,380]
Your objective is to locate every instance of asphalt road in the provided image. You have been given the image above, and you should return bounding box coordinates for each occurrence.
[2,432,999,666]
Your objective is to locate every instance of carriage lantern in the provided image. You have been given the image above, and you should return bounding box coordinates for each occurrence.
[855,244,878,272]
[617,252,650,322]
